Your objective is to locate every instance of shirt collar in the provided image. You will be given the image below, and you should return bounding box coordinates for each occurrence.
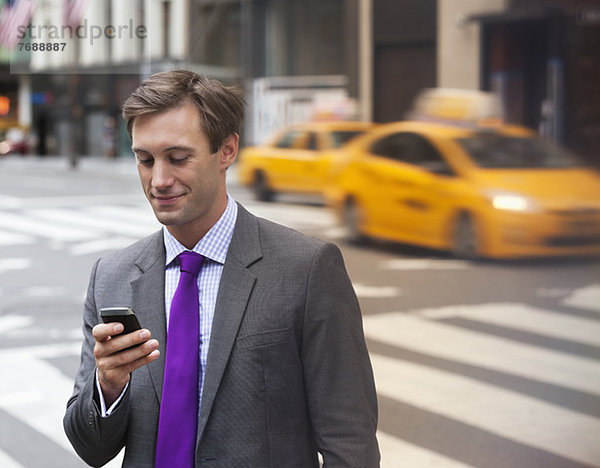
[163,194,238,267]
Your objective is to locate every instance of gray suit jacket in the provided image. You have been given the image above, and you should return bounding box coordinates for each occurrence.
[64,204,380,467]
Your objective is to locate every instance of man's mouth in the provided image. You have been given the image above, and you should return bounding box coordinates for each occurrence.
[153,194,184,205]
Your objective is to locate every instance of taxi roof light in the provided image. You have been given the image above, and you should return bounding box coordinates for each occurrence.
[407,88,504,130]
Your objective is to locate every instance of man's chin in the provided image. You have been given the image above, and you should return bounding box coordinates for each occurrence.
[151,209,181,227]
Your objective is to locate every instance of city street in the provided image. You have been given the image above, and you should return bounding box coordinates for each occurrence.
[0,155,599,467]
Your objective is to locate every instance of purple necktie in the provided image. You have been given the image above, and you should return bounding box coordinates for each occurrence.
[156,251,204,468]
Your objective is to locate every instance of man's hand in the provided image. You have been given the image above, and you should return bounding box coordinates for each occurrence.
[93,323,160,407]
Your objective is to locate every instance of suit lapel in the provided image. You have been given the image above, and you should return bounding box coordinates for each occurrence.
[129,231,167,404]
[197,204,262,440]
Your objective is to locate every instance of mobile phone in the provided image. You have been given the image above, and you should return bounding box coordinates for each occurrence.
[100,307,142,335]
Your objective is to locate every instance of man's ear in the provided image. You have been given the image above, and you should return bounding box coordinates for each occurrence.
[219,133,239,169]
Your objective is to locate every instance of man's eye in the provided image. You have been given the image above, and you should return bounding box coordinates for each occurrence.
[137,158,153,165]
[171,155,190,164]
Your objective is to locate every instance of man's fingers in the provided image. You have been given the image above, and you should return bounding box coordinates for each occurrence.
[120,349,161,375]
[92,322,124,342]
[94,328,152,357]
[98,348,160,388]
[107,339,159,367]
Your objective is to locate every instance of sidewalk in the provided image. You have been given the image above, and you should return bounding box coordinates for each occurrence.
[0,154,139,179]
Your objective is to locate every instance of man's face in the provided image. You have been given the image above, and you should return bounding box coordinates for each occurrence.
[131,102,237,246]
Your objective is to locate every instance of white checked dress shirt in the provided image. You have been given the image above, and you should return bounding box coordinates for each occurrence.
[99,195,238,416]
[162,194,238,403]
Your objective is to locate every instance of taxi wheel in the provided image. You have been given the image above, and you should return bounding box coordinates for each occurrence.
[344,199,367,244]
[252,171,274,202]
[452,214,479,259]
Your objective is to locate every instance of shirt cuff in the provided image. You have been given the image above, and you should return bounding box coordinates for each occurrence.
[95,368,129,417]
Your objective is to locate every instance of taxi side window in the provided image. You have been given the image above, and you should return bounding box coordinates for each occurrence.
[371,132,454,175]
[306,132,319,151]
[276,131,301,149]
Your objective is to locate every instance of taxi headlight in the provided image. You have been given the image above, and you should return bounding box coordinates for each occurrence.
[488,192,539,212]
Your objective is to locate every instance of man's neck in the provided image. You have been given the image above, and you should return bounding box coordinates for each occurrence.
[166,197,229,250]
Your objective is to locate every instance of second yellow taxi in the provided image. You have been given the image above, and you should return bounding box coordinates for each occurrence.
[237,121,373,201]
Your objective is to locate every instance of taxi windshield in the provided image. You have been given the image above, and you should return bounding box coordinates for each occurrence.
[457,135,584,169]
[330,130,365,148]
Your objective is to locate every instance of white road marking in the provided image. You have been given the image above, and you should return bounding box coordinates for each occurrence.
[28,208,158,238]
[536,287,571,298]
[371,352,600,466]
[69,237,139,256]
[353,283,401,298]
[414,302,600,347]
[0,450,25,468]
[0,212,98,242]
[364,311,600,395]
[563,284,600,313]
[10,194,146,209]
[0,230,35,246]
[245,203,336,229]
[85,205,159,225]
[377,431,475,468]
[382,259,470,270]
[0,342,119,467]
[0,196,22,209]
[322,226,347,239]
[0,258,32,274]
[0,315,34,334]
[22,286,69,298]
[0,343,83,455]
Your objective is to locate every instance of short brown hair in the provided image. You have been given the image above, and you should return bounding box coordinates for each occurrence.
[122,70,246,153]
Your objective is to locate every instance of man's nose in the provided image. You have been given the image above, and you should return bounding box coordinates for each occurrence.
[151,160,174,189]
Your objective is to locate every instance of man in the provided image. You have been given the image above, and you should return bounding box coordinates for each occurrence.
[64,70,380,467]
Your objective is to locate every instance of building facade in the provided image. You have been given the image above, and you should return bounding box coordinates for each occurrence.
[3,0,599,162]
[1,0,357,158]
[436,0,600,163]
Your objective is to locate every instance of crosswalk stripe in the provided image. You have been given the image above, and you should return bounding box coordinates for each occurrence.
[245,202,336,229]
[0,451,25,468]
[415,302,600,347]
[363,311,600,395]
[370,353,600,466]
[0,343,83,455]
[0,342,125,467]
[382,258,470,270]
[13,193,147,209]
[0,211,98,242]
[376,431,475,467]
[0,195,22,209]
[28,208,158,238]
[85,205,160,226]
[563,284,600,313]
[0,258,32,274]
[0,201,337,250]
[69,237,139,256]
[0,229,35,246]
[353,283,402,298]
[0,315,34,333]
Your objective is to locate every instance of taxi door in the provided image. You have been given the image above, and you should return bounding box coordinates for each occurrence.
[365,132,459,246]
[265,130,307,190]
[293,131,328,192]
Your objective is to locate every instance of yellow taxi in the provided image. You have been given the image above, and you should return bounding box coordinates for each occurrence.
[237,121,373,201]
[328,92,600,259]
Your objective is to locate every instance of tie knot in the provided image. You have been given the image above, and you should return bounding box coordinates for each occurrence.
[178,251,204,275]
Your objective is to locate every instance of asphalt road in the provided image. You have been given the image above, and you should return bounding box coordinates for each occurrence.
[0,155,599,467]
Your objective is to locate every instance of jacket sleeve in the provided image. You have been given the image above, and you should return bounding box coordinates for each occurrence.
[301,242,380,467]
[63,259,130,468]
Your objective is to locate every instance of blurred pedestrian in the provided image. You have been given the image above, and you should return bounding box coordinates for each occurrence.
[102,116,116,159]
[63,69,380,467]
